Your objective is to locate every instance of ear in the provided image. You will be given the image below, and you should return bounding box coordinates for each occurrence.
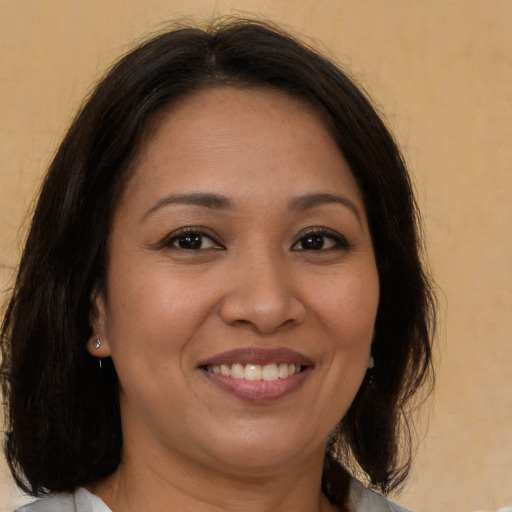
[87,285,112,358]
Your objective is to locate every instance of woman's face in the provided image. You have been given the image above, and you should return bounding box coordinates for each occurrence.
[91,87,379,477]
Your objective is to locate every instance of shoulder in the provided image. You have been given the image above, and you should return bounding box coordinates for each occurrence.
[13,493,75,512]
[12,488,111,512]
[348,479,415,512]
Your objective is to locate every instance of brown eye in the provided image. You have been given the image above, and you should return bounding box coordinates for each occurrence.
[292,230,351,251]
[299,234,325,250]
[166,231,222,250]
[176,233,203,249]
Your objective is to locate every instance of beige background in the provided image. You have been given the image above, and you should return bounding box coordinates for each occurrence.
[0,1,511,511]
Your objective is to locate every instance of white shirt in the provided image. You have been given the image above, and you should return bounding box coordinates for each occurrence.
[15,480,413,512]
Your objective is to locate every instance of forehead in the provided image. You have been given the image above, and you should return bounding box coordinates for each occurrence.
[120,86,363,212]
[138,86,334,160]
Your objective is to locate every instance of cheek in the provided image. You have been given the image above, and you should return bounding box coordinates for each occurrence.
[105,256,211,330]
[311,265,379,340]
[102,259,228,387]
[310,263,379,398]
[102,273,201,411]
[321,271,379,417]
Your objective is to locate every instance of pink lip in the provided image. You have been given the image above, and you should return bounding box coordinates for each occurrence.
[197,348,314,403]
[197,347,313,367]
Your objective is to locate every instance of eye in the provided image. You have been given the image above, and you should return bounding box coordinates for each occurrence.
[292,230,351,251]
[164,229,223,250]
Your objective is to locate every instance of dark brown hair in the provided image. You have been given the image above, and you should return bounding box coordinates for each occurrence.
[0,19,435,507]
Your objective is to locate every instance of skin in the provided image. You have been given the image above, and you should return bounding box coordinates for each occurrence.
[88,87,380,512]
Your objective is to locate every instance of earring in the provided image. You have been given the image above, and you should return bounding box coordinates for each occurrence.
[367,355,375,369]
[88,337,105,370]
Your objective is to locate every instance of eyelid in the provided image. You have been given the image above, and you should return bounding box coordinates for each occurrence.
[159,226,225,250]
[292,227,353,251]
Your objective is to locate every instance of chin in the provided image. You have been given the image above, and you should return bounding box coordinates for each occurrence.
[201,425,325,474]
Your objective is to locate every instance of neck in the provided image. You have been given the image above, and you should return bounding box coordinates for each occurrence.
[90,439,342,512]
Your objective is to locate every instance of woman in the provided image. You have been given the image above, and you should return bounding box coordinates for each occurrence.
[1,19,435,512]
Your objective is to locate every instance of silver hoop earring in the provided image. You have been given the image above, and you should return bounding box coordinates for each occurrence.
[93,338,102,349]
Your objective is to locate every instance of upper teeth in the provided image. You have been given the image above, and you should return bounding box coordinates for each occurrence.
[205,363,302,381]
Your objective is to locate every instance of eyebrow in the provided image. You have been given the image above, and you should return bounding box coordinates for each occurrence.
[141,191,362,224]
[141,193,232,222]
[288,193,362,224]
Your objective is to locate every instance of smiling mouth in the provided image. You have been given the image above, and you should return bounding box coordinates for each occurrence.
[197,348,313,402]
[204,362,304,381]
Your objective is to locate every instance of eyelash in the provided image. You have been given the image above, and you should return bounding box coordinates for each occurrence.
[160,227,352,254]
[161,227,224,251]
[291,229,353,252]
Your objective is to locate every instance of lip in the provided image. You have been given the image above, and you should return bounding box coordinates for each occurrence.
[197,347,313,367]
[197,348,314,403]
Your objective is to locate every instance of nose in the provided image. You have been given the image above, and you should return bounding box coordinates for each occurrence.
[218,251,306,335]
